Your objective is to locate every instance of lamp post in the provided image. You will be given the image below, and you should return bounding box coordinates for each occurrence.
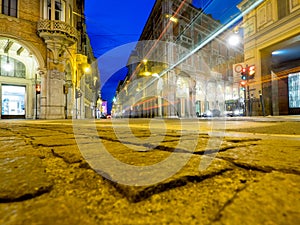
[228,28,245,115]
[35,82,41,119]
[64,80,72,119]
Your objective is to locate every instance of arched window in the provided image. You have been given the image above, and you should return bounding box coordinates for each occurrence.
[0,55,26,78]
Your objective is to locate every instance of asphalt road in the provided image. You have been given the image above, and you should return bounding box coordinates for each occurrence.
[0,117,299,225]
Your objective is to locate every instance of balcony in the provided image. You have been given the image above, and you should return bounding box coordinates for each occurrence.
[37,19,78,46]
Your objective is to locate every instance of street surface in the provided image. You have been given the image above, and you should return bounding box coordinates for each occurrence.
[0,116,299,225]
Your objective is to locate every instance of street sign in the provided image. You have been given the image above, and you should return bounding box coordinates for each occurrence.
[233,63,245,83]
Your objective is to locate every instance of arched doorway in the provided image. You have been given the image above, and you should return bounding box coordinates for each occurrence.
[0,37,42,119]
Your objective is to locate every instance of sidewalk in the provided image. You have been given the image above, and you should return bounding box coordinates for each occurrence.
[199,115,300,122]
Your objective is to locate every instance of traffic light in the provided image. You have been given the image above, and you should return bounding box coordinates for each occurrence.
[36,84,41,94]
[248,65,255,79]
[240,80,247,91]
[241,67,248,80]
[75,89,82,98]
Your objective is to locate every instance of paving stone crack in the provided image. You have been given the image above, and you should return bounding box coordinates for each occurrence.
[50,149,82,164]
[110,168,232,203]
[0,186,52,203]
[210,184,248,223]
[228,160,300,175]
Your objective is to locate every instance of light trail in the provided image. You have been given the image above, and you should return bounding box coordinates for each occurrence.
[127,0,265,96]
[117,0,265,115]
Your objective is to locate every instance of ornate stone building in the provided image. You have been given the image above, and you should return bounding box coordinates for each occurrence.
[112,0,243,118]
[238,0,300,116]
[0,0,100,119]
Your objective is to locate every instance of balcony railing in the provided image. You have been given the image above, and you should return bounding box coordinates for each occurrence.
[37,19,78,42]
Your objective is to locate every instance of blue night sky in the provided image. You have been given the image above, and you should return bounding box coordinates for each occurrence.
[85,0,241,113]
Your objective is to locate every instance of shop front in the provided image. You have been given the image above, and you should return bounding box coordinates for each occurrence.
[1,85,26,119]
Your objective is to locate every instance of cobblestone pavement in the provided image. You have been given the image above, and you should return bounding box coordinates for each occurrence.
[0,118,299,225]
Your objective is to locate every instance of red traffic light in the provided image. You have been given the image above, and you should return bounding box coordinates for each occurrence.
[240,80,247,86]
[241,67,247,80]
[248,65,255,78]
[36,84,41,94]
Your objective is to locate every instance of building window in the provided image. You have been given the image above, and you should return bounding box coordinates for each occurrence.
[1,0,18,17]
[197,34,202,44]
[47,0,65,21]
[277,0,289,19]
[0,55,26,78]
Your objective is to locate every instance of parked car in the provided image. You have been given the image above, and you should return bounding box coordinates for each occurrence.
[202,109,221,117]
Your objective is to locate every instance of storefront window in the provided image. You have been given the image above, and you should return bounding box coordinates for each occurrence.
[288,72,300,108]
[1,85,25,116]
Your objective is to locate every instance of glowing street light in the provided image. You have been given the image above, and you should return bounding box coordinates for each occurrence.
[165,14,178,23]
[228,33,241,46]
[84,67,91,74]
[140,59,152,76]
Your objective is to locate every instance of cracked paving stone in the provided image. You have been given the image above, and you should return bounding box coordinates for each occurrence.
[51,146,83,164]
[96,169,263,225]
[0,196,98,225]
[31,136,77,146]
[0,156,53,202]
[213,171,300,225]
[217,139,300,174]
[111,155,234,202]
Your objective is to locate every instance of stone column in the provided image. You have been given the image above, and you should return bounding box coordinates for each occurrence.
[40,69,65,119]
[38,69,47,119]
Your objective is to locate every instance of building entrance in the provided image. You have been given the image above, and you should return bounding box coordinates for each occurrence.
[1,85,26,119]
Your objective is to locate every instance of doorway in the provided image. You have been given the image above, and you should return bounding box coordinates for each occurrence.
[1,85,26,119]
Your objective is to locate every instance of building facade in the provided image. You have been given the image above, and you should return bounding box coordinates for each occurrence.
[0,0,100,119]
[238,0,300,116]
[112,0,244,118]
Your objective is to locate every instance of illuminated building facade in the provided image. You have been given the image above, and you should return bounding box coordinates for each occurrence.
[0,0,100,119]
[112,0,243,118]
[238,0,300,116]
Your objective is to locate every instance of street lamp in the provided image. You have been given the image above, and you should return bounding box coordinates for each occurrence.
[227,33,241,46]
[35,82,41,119]
[139,59,152,76]
[3,55,12,72]
[165,14,178,23]
[83,65,91,74]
